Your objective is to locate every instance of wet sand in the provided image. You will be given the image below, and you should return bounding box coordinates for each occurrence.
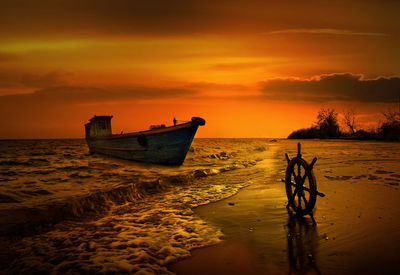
[169,142,400,274]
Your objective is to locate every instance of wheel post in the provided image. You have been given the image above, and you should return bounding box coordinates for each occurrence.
[285,153,290,164]
[297,142,302,158]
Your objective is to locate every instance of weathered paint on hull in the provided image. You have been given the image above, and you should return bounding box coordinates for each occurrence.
[86,124,199,165]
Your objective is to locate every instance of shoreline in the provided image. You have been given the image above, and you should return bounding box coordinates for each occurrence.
[169,142,400,274]
[168,155,290,274]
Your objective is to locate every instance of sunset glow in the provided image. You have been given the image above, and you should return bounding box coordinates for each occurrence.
[1,0,399,138]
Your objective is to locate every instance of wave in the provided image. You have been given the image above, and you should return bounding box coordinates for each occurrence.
[0,170,17,176]
[0,160,258,238]
[208,151,229,160]
[1,139,272,274]
[253,145,267,152]
[0,193,20,203]
[0,158,50,167]
[29,151,56,156]
[5,182,229,274]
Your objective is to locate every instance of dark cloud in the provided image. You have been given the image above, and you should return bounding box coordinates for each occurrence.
[259,73,400,102]
[0,71,71,89]
[20,72,71,88]
[0,71,21,88]
[266,28,387,36]
[1,0,398,38]
[0,52,21,62]
[183,82,249,91]
[0,85,197,105]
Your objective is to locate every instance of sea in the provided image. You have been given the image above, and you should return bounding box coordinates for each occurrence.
[0,138,399,274]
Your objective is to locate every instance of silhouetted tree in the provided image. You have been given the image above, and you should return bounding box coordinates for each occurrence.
[379,109,400,141]
[287,107,399,141]
[316,108,340,138]
[342,109,357,134]
[287,126,319,139]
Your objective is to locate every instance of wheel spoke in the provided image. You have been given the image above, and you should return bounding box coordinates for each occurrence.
[301,186,311,193]
[290,188,299,200]
[288,188,299,205]
[297,193,302,209]
[292,171,297,182]
[301,172,307,185]
[285,153,290,164]
[301,193,308,209]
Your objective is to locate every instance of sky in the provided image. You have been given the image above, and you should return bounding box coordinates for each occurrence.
[0,0,399,138]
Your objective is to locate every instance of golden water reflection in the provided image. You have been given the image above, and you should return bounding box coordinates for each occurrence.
[287,214,321,275]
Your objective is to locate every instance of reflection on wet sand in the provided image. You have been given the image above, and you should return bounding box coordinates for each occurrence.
[286,214,320,275]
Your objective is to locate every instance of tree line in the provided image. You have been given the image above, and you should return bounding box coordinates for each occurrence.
[288,108,400,141]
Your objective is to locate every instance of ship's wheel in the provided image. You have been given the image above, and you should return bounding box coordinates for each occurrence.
[284,143,325,225]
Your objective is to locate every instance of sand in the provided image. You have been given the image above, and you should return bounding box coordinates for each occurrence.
[169,141,400,274]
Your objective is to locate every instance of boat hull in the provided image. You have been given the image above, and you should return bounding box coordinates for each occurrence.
[86,122,200,165]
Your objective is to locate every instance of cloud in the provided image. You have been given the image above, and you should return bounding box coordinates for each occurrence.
[259,73,400,103]
[0,70,71,89]
[20,72,71,88]
[266,28,387,36]
[0,85,197,106]
[0,52,21,62]
[0,71,21,88]
[2,73,399,105]
[0,0,397,38]
[183,82,249,91]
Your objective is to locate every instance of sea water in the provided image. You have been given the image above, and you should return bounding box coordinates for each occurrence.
[0,139,399,273]
[0,138,269,273]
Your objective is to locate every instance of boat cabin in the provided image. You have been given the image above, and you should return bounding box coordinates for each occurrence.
[85,115,113,138]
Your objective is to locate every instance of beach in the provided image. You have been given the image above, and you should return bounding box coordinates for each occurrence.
[170,140,400,274]
[0,139,399,274]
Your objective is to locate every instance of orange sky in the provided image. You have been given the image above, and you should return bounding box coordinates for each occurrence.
[0,0,399,138]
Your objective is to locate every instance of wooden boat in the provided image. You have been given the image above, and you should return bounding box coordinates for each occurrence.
[84,116,205,165]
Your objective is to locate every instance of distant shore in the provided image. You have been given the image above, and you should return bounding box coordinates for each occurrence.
[288,108,399,141]
[288,134,400,142]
